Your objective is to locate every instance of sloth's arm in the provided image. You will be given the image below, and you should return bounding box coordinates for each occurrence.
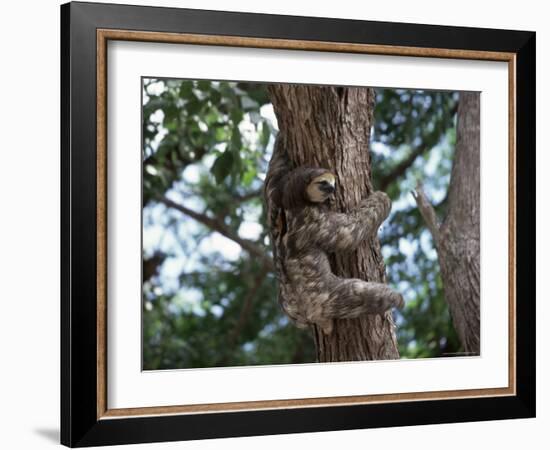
[305,278,404,324]
[313,191,391,253]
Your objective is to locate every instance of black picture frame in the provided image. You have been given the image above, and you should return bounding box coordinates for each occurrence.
[61,1,535,447]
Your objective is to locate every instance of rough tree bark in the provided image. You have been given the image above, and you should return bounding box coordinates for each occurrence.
[413,92,480,354]
[268,84,400,362]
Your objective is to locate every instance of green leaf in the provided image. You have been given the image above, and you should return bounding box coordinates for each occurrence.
[186,93,202,116]
[209,89,221,105]
[230,147,243,176]
[230,127,242,150]
[260,121,271,148]
[214,126,229,142]
[197,80,211,91]
[210,151,234,184]
[242,165,257,187]
[179,81,193,98]
[230,109,243,125]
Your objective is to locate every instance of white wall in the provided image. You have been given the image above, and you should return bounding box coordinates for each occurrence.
[0,1,545,449]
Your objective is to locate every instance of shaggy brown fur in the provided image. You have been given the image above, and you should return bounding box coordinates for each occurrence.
[264,135,404,334]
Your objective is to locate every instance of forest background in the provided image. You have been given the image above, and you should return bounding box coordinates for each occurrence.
[141,78,462,370]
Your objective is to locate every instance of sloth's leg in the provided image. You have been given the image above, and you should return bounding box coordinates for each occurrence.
[322,279,404,319]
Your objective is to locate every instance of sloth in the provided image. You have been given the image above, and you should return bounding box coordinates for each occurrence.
[264,137,404,335]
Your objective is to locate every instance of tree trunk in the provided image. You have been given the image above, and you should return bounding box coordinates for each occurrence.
[268,85,399,362]
[414,92,480,355]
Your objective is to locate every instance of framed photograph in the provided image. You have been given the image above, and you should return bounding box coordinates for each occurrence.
[61,1,535,447]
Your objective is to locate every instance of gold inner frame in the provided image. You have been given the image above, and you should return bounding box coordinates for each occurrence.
[96,28,517,420]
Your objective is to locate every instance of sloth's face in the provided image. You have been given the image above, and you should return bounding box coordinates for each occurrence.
[306,172,336,203]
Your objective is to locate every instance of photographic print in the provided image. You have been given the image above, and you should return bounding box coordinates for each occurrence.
[62,4,535,444]
[142,79,480,370]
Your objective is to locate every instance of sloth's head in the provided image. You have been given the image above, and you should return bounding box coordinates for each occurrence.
[281,167,336,210]
[306,171,336,203]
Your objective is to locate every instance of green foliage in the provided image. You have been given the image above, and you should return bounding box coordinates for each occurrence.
[142,79,272,205]
[142,78,313,369]
[374,88,461,358]
[142,79,461,369]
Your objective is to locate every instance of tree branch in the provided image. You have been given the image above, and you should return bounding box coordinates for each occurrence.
[411,183,441,246]
[233,190,261,202]
[176,189,261,203]
[226,264,270,348]
[378,145,428,191]
[159,196,274,271]
[377,102,458,192]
